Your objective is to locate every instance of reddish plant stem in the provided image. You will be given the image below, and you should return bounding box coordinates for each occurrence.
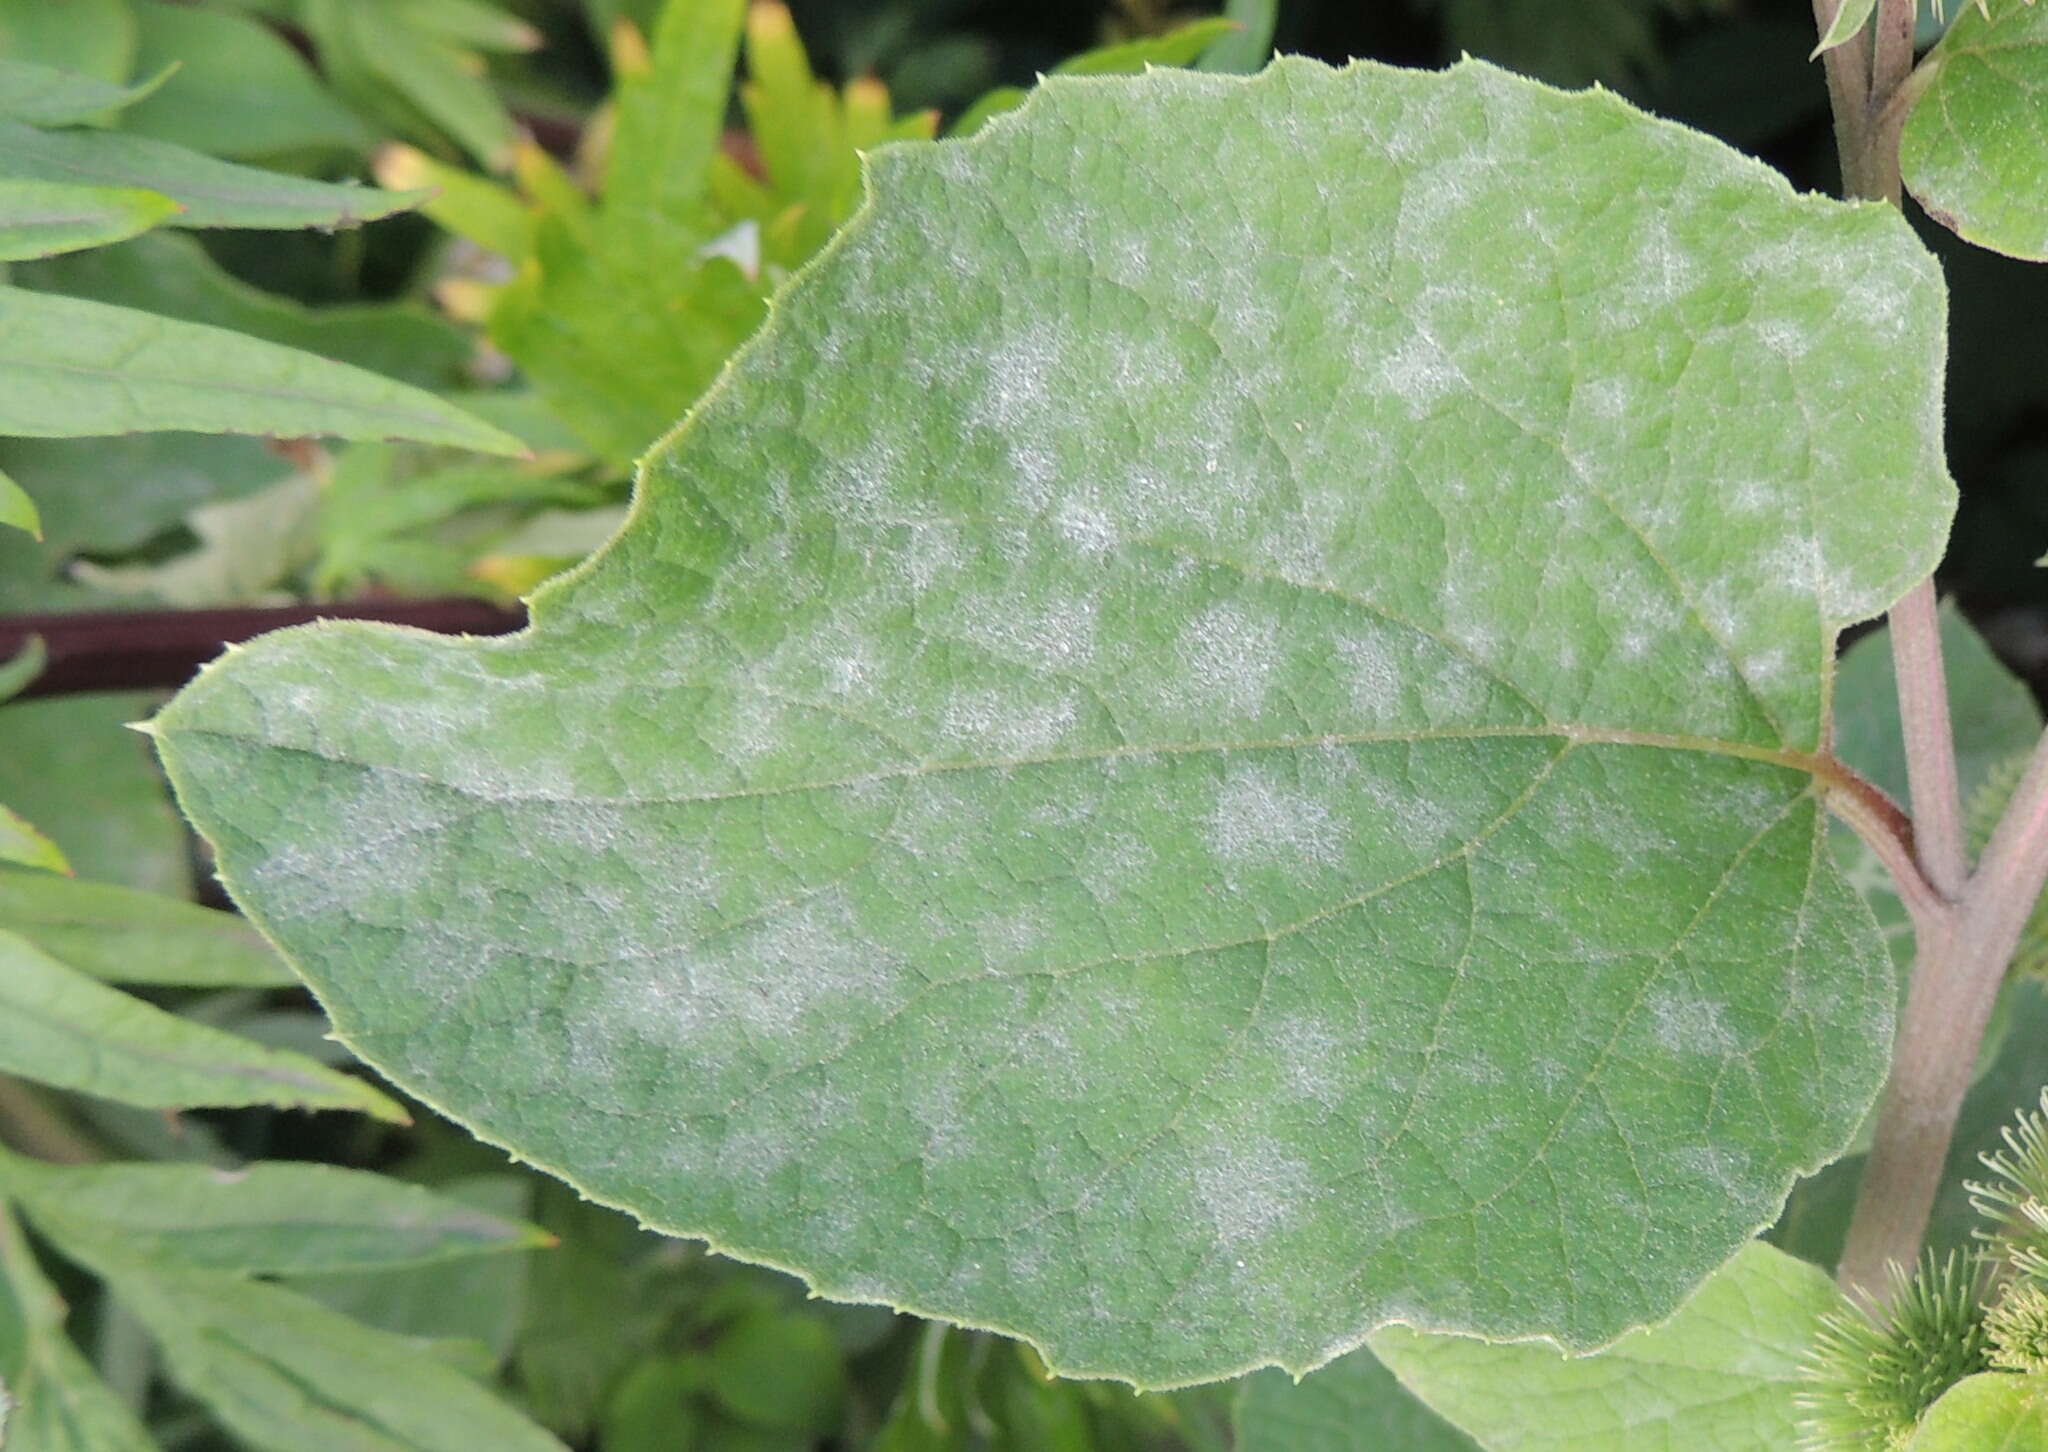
[1888,578,1969,901]
[0,600,525,701]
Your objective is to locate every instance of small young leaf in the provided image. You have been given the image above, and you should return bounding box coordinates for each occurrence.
[0,178,178,261]
[154,60,1949,1387]
[1902,0,2048,260]
[1234,1345,1476,1450]
[1373,1242,1847,1450]
[0,928,405,1119]
[0,1203,156,1452]
[0,465,34,539]
[1908,1370,2048,1449]
[1812,0,1880,54]
[6,1157,550,1275]
[0,870,293,987]
[103,1268,570,1452]
[0,118,423,230]
[0,636,43,701]
[0,805,67,874]
[0,285,523,453]
[0,53,171,126]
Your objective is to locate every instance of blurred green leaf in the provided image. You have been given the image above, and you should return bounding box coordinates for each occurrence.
[0,869,290,987]
[0,927,406,1118]
[707,1311,846,1433]
[0,806,67,875]
[0,1202,156,1452]
[1198,0,1278,72]
[0,638,43,702]
[1371,1243,1843,1450]
[301,0,520,168]
[7,1156,550,1275]
[121,0,371,159]
[289,1174,537,1368]
[17,230,470,390]
[0,178,177,260]
[954,16,1233,132]
[605,0,744,257]
[601,1354,706,1452]
[74,471,321,607]
[104,1267,569,1452]
[0,287,520,452]
[1233,1347,1476,1451]
[0,694,189,896]
[0,54,171,126]
[0,0,137,84]
[0,118,422,229]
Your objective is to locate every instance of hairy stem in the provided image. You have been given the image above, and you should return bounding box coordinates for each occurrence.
[1811,0,2009,1298]
[1888,578,1969,900]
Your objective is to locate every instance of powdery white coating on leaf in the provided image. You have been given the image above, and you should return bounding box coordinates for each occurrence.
[154,58,1952,1390]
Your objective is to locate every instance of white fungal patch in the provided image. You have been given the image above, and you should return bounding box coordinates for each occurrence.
[939,688,1078,757]
[1376,335,1463,417]
[1649,986,1739,1057]
[1266,1014,1345,1109]
[1180,601,1279,714]
[1337,633,1402,719]
[1053,494,1120,556]
[1192,1135,1312,1248]
[1207,765,1346,867]
[955,590,1100,672]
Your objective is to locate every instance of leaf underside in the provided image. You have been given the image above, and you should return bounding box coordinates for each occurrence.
[156,59,1952,1388]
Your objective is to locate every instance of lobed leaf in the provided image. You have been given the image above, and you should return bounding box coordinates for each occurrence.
[0,117,422,230]
[0,869,293,987]
[155,60,1950,1387]
[0,927,405,1119]
[1902,0,2048,261]
[0,285,522,452]
[1371,1242,1844,1449]
[6,1156,550,1276]
[0,178,178,261]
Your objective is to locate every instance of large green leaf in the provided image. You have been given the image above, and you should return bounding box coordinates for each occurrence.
[1233,1345,1476,1450]
[0,286,520,452]
[1371,1242,1844,1449]
[0,927,404,1119]
[101,1268,568,1452]
[0,118,421,230]
[4,1155,549,1275]
[0,178,177,261]
[1902,0,2048,261]
[0,0,135,84]
[154,60,1950,1387]
[0,1202,156,1452]
[1910,1371,2048,1449]
[0,869,291,987]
